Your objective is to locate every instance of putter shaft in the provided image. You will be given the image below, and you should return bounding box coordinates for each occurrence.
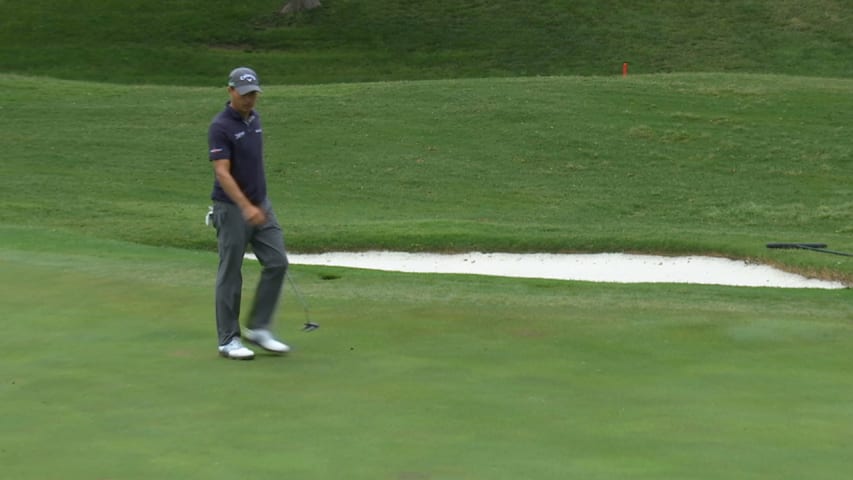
[286,271,319,331]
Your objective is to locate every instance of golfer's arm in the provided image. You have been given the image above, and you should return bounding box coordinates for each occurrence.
[212,159,254,209]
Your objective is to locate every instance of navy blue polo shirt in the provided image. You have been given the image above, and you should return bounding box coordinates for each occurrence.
[208,103,267,205]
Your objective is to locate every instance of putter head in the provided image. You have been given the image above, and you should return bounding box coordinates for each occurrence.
[303,322,320,332]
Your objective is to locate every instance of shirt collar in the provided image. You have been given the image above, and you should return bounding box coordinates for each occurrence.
[225,101,255,123]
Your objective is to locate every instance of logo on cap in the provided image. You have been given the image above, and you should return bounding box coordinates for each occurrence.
[228,67,262,94]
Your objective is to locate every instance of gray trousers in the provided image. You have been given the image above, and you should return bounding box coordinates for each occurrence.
[212,199,288,346]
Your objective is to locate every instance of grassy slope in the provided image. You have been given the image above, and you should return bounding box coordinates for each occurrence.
[1,0,851,85]
[2,73,851,280]
[2,226,853,479]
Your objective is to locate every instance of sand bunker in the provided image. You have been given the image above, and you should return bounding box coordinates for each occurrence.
[245,251,845,289]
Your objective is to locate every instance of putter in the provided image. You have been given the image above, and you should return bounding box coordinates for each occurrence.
[766,243,853,257]
[286,271,320,331]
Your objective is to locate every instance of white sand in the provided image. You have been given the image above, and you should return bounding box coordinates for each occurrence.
[245,251,845,289]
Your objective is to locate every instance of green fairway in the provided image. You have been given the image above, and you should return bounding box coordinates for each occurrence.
[2,227,852,479]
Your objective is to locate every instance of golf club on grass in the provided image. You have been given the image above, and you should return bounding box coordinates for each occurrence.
[286,271,320,331]
[766,243,853,257]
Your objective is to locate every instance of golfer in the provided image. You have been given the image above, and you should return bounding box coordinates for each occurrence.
[207,67,290,360]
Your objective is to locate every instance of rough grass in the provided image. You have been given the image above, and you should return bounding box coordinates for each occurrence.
[1,0,850,85]
[2,72,851,281]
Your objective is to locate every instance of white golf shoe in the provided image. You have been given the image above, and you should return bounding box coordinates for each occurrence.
[245,328,291,354]
[218,338,255,360]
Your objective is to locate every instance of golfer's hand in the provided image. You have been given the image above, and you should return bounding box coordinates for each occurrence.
[242,204,267,226]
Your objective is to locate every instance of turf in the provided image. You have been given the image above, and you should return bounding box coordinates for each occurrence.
[2,72,851,281]
[1,0,851,84]
[2,226,853,479]
[1,1,852,478]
